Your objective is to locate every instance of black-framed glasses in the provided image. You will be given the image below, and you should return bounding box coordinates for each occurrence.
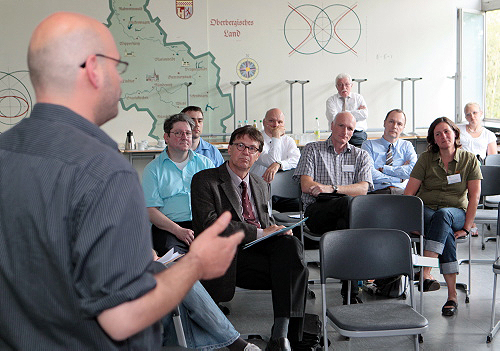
[80,54,129,74]
[230,142,260,154]
[169,130,192,138]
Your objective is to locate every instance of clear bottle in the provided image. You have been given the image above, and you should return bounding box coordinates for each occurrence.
[314,117,321,141]
[252,120,258,128]
[244,120,249,126]
[237,120,243,128]
[259,120,263,130]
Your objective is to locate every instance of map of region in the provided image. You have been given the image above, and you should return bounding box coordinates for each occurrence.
[107,0,232,139]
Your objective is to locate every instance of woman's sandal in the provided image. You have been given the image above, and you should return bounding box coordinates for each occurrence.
[442,300,458,316]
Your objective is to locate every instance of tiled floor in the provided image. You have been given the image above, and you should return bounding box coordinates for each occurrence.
[168,224,500,350]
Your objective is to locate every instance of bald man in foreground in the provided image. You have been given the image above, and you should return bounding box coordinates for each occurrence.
[0,12,243,350]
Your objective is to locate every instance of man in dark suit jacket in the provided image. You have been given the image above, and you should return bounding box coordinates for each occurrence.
[191,126,308,351]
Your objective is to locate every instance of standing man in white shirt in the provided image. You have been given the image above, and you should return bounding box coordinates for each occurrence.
[251,108,301,212]
[325,73,368,147]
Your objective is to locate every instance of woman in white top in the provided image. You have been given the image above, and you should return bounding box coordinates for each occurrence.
[458,102,497,161]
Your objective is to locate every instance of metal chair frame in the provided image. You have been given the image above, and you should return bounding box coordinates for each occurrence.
[320,229,428,350]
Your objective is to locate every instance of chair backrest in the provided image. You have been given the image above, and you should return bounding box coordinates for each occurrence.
[270,169,301,199]
[480,165,500,197]
[319,228,413,282]
[349,194,424,235]
[485,154,500,166]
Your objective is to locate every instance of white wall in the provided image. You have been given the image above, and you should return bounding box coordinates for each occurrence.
[0,0,481,144]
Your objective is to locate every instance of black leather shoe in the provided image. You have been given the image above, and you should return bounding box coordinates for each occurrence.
[265,337,291,351]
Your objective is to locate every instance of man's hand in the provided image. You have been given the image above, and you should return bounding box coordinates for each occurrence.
[308,184,333,197]
[263,224,292,237]
[262,162,281,183]
[270,125,285,138]
[174,226,195,246]
[358,105,367,110]
[189,212,244,280]
[152,249,159,261]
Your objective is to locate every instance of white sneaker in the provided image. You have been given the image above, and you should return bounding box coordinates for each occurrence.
[244,342,261,351]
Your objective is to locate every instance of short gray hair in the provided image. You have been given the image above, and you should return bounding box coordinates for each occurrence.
[163,113,195,133]
[335,73,352,85]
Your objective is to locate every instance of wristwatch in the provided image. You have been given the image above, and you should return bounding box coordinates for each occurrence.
[332,185,338,193]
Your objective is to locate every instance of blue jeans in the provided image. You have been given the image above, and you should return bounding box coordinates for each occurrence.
[423,206,466,275]
[162,281,240,350]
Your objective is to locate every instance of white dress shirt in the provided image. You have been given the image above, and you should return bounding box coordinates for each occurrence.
[325,92,368,131]
[251,131,301,177]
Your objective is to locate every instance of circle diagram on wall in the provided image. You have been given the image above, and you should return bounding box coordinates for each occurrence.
[0,70,33,130]
[284,3,361,56]
[236,57,259,80]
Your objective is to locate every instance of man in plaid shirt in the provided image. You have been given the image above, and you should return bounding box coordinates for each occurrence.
[293,111,373,303]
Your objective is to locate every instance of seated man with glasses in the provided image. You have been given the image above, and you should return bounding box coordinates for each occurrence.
[191,126,308,351]
[142,113,214,256]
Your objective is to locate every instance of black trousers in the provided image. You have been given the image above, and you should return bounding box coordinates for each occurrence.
[348,130,367,147]
[151,221,192,256]
[235,235,308,342]
[304,196,352,235]
[304,197,358,297]
[272,195,300,212]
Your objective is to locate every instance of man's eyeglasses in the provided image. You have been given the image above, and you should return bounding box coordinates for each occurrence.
[230,142,260,154]
[80,54,129,74]
[169,130,192,138]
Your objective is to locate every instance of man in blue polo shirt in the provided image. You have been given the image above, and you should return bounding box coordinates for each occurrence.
[361,108,417,194]
[142,113,214,256]
[181,105,225,167]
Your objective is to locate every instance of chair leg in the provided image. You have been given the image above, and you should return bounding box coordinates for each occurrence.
[468,232,472,301]
[321,283,329,351]
[172,306,187,348]
[414,334,419,350]
[488,272,500,343]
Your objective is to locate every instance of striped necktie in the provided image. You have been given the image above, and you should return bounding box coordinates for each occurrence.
[386,144,393,166]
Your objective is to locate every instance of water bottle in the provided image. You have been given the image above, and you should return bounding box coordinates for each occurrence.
[252,120,258,128]
[259,120,263,130]
[237,120,243,128]
[314,118,321,141]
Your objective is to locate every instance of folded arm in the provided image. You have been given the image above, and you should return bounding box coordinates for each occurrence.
[300,175,368,197]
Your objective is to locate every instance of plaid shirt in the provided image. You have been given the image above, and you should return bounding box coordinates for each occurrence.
[293,137,373,209]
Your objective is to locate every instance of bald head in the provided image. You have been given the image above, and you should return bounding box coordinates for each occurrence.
[28,12,123,125]
[28,12,111,98]
[263,108,285,138]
